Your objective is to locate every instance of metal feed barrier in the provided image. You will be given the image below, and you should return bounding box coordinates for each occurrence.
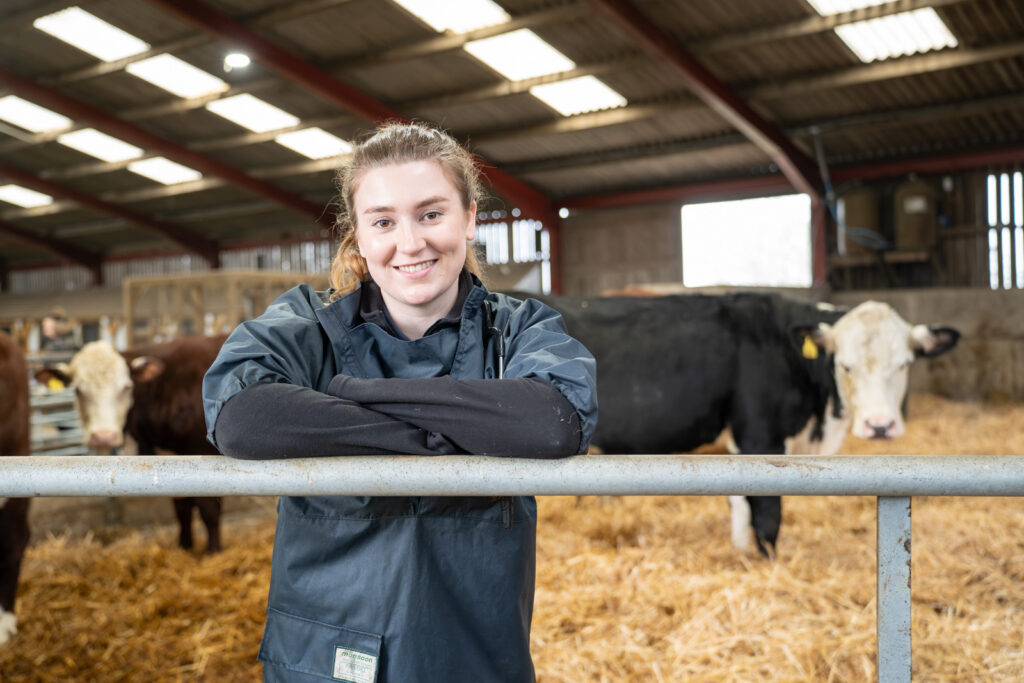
[2,454,1022,682]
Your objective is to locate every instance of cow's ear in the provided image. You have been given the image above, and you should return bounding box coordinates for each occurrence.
[129,356,165,383]
[791,322,833,359]
[910,325,961,358]
[35,364,72,389]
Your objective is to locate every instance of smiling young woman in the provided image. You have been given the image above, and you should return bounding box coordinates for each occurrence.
[202,122,598,682]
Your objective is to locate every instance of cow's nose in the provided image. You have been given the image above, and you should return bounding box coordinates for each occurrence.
[865,418,895,440]
[88,430,122,450]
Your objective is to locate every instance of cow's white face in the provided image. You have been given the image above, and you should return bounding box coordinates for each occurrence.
[66,342,134,452]
[814,302,957,440]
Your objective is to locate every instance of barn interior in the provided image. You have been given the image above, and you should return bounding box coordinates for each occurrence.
[0,0,1022,680]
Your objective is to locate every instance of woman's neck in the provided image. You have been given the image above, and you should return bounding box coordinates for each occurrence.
[381,286,460,340]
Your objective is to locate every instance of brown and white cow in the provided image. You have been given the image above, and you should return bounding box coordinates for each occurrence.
[37,335,228,554]
[0,330,31,647]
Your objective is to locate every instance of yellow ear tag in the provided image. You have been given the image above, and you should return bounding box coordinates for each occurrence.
[802,336,819,360]
[48,377,66,391]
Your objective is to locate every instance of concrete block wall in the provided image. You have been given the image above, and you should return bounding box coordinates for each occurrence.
[561,204,682,295]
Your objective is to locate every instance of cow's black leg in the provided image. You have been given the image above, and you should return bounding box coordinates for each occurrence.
[172,498,195,550]
[196,497,223,554]
[0,499,30,646]
[746,496,781,558]
[729,418,785,558]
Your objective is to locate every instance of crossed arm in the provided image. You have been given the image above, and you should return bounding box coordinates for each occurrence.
[213,375,582,460]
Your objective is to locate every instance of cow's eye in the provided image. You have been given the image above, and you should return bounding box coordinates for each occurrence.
[120,385,132,396]
[840,364,852,373]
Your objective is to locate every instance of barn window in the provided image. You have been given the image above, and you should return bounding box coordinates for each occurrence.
[474,213,551,293]
[681,194,812,288]
[986,172,1024,290]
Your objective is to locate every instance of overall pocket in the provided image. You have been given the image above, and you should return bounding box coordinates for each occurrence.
[259,608,382,682]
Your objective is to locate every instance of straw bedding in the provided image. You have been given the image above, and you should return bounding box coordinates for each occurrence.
[1,393,1021,681]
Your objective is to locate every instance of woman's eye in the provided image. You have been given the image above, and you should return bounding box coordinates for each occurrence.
[422,210,442,221]
[372,218,393,230]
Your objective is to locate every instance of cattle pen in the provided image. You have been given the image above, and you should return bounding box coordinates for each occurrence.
[2,453,1022,683]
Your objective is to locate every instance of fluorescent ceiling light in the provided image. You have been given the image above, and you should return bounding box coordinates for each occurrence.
[57,128,144,162]
[127,157,202,185]
[275,128,353,159]
[464,29,575,80]
[804,0,886,15]
[392,0,510,33]
[0,184,55,208]
[33,6,150,62]
[125,54,228,99]
[0,95,73,133]
[205,94,300,133]
[835,8,958,62]
[530,76,627,117]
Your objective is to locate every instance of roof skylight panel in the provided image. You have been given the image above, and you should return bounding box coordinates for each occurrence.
[530,76,627,117]
[127,157,202,185]
[205,94,301,133]
[57,128,145,163]
[464,29,575,80]
[804,1,958,63]
[0,184,55,208]
[392,0,510,33]
[804,0,886,14]
[33,6,150,62]
[834,9,958,62]
[125,54,229,99]
[0,95,73,133]
[275,128,353,159]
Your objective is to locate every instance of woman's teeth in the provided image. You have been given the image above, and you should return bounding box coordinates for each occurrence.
[397,261,434,273]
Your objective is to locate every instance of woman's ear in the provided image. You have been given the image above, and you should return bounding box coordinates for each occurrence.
[464,200,477,241]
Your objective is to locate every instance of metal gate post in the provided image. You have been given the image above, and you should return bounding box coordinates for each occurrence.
[877,496,912,682]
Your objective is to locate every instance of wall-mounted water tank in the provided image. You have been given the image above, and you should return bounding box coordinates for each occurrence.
[894,179,937,250]
[836,187,879,256]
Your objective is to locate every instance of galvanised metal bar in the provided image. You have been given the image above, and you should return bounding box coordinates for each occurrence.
[878,496,913,683]
[1,454,1022,498]
[2,454,1017,681]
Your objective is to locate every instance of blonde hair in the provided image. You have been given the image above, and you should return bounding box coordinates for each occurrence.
[328,121,486,301]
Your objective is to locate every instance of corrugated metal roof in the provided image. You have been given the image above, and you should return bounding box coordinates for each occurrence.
[0,0,1022,273]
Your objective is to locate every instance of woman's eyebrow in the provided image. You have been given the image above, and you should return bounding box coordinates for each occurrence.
[362,196,450,215]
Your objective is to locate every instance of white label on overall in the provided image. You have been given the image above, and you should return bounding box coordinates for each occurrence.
[333,646,377,683]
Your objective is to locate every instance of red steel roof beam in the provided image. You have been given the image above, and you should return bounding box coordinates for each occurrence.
[587,0,823,199]
[0,160,220,267]
[0,67,331,233]
[0,218,104,284]
[142,0,560,228]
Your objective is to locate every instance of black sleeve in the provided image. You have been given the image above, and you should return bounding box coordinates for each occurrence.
[327,375,582,459]
[213,382,462,460]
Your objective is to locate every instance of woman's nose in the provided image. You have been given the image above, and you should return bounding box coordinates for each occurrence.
[396,223,425,252]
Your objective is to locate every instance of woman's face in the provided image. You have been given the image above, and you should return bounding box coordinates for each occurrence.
[354,159,476,317]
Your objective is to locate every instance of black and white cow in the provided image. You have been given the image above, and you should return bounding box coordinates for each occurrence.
[526,291,960,556]
[0,330,31,647]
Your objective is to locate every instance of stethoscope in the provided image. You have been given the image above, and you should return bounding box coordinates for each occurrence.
[482,300,507,380]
